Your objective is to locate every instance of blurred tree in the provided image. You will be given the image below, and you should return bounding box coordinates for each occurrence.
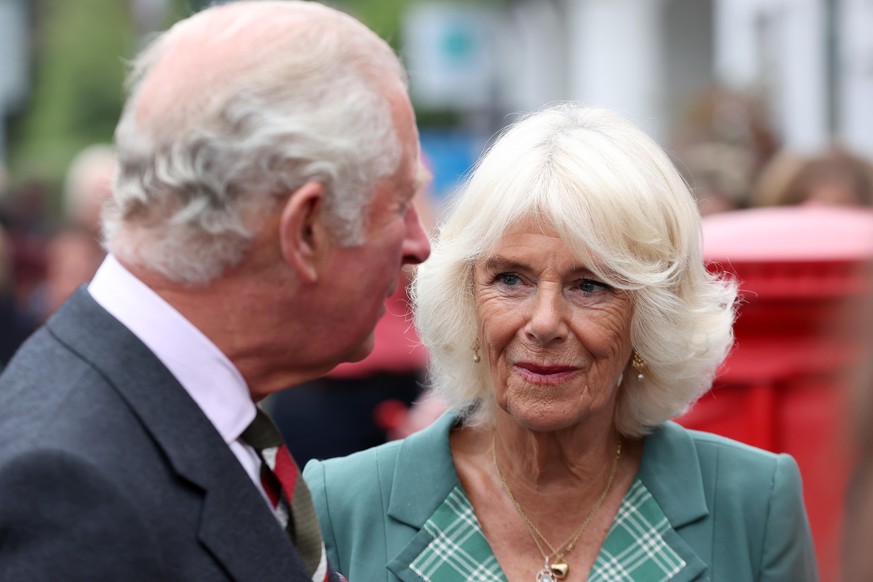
[6,0,501,192]
[336,0,410,49]
[8,1,134,191]
[338,0,502,51]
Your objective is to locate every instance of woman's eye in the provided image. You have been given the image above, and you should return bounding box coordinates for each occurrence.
[496,273,521,286]
[578,279,609,294]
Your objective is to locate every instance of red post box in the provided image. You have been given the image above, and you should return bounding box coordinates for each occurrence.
[676,206,873,582]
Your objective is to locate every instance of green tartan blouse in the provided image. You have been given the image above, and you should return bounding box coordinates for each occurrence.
[410,479,685,581]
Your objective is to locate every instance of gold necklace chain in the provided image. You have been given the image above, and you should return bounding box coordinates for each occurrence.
[492,434,622,578]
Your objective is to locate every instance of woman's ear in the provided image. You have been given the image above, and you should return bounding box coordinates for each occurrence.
[279,181,331,283]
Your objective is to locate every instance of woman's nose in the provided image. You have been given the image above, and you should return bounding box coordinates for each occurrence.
[524,286,569,344]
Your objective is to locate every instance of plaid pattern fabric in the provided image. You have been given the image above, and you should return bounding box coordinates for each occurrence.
[410,479,685,581]
[410,488,505,581]
[588,480,686,581]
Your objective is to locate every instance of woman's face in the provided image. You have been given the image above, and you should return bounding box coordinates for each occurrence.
[472,219,634,432]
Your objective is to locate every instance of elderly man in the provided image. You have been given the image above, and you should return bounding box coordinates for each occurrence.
[0,2,429,581]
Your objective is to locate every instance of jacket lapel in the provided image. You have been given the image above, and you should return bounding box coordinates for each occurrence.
[386,413,459,582]
[637,422,710,581]
[48,290,309,581]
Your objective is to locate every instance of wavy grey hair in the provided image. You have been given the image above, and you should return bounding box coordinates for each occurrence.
[104,1,407,284]
[413,103,737,437]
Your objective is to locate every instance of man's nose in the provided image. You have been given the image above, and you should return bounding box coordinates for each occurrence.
[402,204,431,265]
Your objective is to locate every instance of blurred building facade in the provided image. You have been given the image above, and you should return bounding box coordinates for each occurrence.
[403,0,873,185]
[1,0,872,171]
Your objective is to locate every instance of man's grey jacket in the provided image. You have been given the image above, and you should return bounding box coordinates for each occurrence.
[0,289,311,581]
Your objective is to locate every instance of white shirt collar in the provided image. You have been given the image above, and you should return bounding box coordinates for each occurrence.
[87,255,256,444]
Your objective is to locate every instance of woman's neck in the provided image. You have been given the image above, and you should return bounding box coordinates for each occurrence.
[491,412,620,492]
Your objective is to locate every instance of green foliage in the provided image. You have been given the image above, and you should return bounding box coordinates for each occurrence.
[9,0,135,187]
[336,0,502,51]
[6,0,500,188]
[339,0,504,128]
[333,0,411,49]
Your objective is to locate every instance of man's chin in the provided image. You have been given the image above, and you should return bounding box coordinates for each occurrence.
[344,333,376,364]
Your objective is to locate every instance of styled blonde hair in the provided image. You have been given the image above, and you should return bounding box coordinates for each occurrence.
[413,103,737,437]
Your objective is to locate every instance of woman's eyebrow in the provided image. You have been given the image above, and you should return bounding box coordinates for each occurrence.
[482,256,595,280]
[481,256,529,272]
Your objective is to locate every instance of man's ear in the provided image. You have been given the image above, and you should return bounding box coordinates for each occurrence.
[279,181,332,284]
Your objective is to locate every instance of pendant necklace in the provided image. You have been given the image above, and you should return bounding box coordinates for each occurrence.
[536,557,559,582]
[492,434,622,581]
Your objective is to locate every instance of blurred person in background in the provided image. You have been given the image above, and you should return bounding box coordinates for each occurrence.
[0,1,429,580]
[677,142,756,216]
[671,87,778,218]
[0,166,30,367]
[0,179,52,321]
[751,147,873,208]
[61,144,117,236]
[304,103,817,582]
[40,144,116,318]
[0,223,36,368]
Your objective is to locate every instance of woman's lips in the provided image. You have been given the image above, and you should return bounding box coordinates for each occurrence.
[514,362,580,385]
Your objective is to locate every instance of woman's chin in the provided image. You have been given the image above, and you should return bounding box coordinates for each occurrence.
[501,403,589,434]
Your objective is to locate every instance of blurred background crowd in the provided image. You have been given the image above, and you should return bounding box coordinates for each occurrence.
[1,1,872,580]
[2,0,873,356]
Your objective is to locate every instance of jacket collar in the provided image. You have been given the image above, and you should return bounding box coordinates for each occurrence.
[387,412,459,528]
[637,421,710,581]
[47,290,309,581]
[385,412,459,581]
[638,422,709,527]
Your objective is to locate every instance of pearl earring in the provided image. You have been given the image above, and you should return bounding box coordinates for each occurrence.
[472,339,481,364]
[631,352,646,381]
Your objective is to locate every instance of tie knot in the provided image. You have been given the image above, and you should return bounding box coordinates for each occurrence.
[240,408,284,452]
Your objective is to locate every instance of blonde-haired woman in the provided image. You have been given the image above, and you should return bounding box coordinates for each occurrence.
[304,103,817,581]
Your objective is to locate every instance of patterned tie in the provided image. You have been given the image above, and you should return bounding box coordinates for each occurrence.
[241,408,339,582]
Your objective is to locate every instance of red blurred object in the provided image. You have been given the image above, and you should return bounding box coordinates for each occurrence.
[372,399,410,433]
[676,206,873,582]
